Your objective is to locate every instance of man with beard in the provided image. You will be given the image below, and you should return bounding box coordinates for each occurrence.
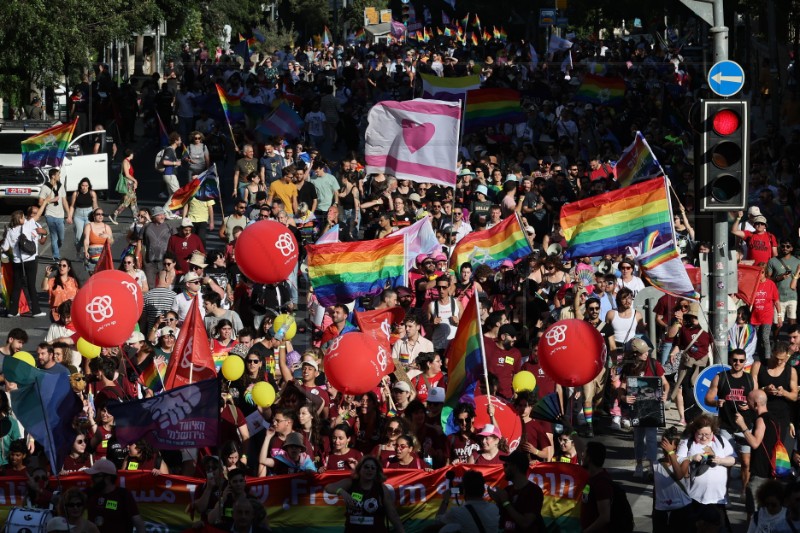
[483,324,522,400]
[85,458,145,533]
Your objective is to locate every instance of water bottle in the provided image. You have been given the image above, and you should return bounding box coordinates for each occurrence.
[424,455,433,468]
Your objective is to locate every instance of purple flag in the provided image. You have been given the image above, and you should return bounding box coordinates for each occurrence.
[106,378,220,449]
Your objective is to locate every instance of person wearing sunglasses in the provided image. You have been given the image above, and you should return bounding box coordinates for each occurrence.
[62,432,93,474]
[767,239,800,327]
[121,253,149,293]
[58,489,95,533]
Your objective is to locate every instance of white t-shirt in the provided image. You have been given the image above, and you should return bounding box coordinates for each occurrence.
[2,219,39,262]
[676,436,736,505]
[616,275,645,297]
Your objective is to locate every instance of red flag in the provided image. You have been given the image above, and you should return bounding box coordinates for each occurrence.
[355,307,406,352]
[737,264,763,305]
[93,240,114,273]
[163,297,216,389]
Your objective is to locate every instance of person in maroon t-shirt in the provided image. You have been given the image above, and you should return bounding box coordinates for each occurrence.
[447,403,481,464]
[470,424,508,465]
[322,424,363,472]
[580,442,613,533]
[514,392,553,463]
[489,449,545,532]
[483,324,522,399]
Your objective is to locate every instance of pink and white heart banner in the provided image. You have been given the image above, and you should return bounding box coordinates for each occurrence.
[365,99,461,187]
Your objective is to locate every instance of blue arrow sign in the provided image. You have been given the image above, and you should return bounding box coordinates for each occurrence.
[693,364,731,415]
[707,60,745,97]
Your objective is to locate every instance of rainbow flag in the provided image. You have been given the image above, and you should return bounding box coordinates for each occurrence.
[168,165,218,210]
[21,119,77,169]
[492,26,500,39]
[441,293,484,435]
[424,27,433,42]
[306,234,406,307]
[139,359,166,393]
[156,113,169,146]
[436,27,443,36]
[449,214,533,271]
[498,27,508,40]
[615,131,663,187]
[463,88,525,134]
[636,231,699,299]
[776,444,792,477]
[473,14,481,28]
[420,73,481,102]
[354,28,366,42]
[573,73,626,106]
[470,32,479,46]
[460,13,469,28]
[482,29,492,42]
[561,177,673,258]
[215,83,244,124]
[323,26,333,46]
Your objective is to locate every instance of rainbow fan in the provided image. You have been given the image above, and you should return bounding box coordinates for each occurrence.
[531,393,564,423]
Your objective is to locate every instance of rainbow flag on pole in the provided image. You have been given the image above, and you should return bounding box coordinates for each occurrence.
[636,231,700,299]
[21,119,78,169]
[168,165,218,211]
[449,214,533,270]
[615,131,663,187]
[441,293,484,435]
[573,73,626,106]
[561,177,673,258]
[139,358,166,393]
[463,88,525,134]
[307,234,406,307]
[215,83,244,124]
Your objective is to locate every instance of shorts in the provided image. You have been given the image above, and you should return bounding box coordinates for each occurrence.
[779,300,798,320]
[719,427,751,454]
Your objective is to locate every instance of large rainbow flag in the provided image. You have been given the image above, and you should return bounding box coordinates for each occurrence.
[441,293,484,435]
[215,83,244,124]
[21,119,78,169]
[449,214,533,270]
[167,165,218,211]
[615,131,663,187]
[463,88,525,134]
[307,234,406,307]
[138,358,166,393]
[636,231,700,300]
[420,73,481,102]
[573,73,626,106]
[561,177,673,258]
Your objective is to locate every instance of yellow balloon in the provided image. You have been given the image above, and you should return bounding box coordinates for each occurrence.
[512,370,537,393]
[13,351,35,367]
[221,355,245,381]
[273,314,297,341]
[252,381,276,408]
[76,338,101,359]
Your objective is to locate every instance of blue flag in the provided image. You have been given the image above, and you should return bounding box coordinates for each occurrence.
[106,378,220,449]
[2,356,82,472]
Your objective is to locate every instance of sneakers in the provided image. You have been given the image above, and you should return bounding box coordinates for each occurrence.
[621,418,632,430]
[611,416,621,430]
[108,214,118,225]
[32,312,46,318]
[633,464,644,479]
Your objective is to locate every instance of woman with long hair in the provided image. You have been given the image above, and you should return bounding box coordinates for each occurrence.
[123,438,169,475]
[385,434,428,471]
[297,400,325,464]
[157,251,178,290]
[61,432,92,474]
[40,259,80,321]
[109,149,138,224]
[323,456,405,533]
[219,440,247,479]
[410,352,446,404]
[59,488,100,533]
[67,177,98,251]
[353,392,383,455]
[82,207,114,274]
[552,430,581,464]
[321,423,363,473]
[2,209,45,317]
[469,424,508,465]
[211,319,239,356]
[120,253,149,292]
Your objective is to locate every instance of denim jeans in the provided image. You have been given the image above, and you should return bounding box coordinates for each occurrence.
[45,215,65,260]
[73,207,92,248]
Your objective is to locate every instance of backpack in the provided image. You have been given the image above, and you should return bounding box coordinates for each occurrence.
[761,417,792,479]
[154,148,166,173]
[17,229,36,255]
[608,481,634,533]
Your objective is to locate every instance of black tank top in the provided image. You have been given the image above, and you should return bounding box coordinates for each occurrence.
[75,190,93,208]
[751,412,780,478]
[345,481,388,533]
[758,363,793,424]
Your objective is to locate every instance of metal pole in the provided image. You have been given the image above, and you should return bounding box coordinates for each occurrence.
[709,0,729,365]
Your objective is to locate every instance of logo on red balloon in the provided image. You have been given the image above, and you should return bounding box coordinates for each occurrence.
[376,347,388,372]
[545,324,567,346]
[275,233,296,257]
[327,336,342,353]
[87,296,113,323]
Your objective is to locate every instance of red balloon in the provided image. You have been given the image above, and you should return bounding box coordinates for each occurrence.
[72,276,141,347]
[324,332,392,395]
[473,395,522,452]
[537,319,607,387]
[235,221,299,284]
[91,270,144,315]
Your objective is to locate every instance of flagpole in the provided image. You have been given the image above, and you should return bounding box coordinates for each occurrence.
[403,234,408,288]
[33,380,62,489]
[474,291,493,419]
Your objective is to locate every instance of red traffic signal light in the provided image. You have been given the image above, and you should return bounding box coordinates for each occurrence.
[699,100,748,211]
[711,109,740,136]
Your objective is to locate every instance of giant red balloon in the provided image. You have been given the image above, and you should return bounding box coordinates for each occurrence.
[537,319,606,387]
[91,269,144,315]
[235,221,299,284]
[324,332,392,395]
[473,395,523,452]
[72,276,141,347]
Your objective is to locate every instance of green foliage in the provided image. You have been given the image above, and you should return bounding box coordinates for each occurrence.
[255,21,299,53]
[287,0,330,36]
[342,0,388,33]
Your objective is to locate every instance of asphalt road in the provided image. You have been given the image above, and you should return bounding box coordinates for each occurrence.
[0,130,750,532]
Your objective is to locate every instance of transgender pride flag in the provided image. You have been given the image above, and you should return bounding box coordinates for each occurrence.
[257,101,304,139]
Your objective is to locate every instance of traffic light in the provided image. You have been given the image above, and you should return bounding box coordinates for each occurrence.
[698,99,749,211]
[402,4,410,23]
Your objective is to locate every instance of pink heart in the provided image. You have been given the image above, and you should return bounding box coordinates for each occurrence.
[401,119,436,154]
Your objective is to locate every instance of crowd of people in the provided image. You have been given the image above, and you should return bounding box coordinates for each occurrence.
[3,18,800,533]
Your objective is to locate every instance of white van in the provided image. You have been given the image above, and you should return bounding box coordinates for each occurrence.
[0,120,109,200]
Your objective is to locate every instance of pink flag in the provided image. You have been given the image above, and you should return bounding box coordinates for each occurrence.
[365,99,461,187]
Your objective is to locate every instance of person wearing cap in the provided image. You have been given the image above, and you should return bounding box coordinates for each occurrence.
[484,324,522,400]
[142,205,174,288]
[471,184,492,218]
[85,458,145,533]
[469,424,507,465]
[171,271,205,324]
[390,380,413,415]
[435,469,500,533]
[488,449,545,530]
[668,302,712,424]
[619,338,669,479]
[167,217,206,274]
[732,211,778,265]
[297,355,330,418]
[259,431,317,474]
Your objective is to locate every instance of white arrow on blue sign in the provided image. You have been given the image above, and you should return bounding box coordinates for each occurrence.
[707,60,745,98]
